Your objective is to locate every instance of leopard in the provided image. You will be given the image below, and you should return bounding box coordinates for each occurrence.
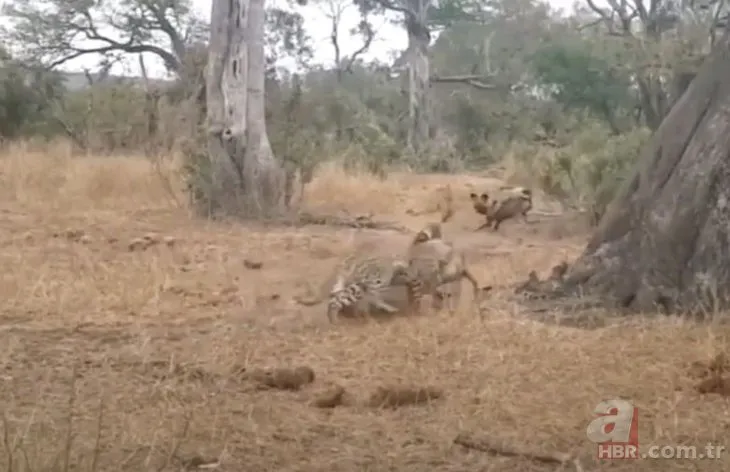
[325,252,422,323]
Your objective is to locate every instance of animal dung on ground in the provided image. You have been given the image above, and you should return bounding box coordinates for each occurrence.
[244,259,263,269]
[694,375,730,396]
[128,235,160,251]
[690,352,730,396]
[688,352,728,379]
[143,232,160,243]
[127,233,176,252]
[128,237,150,251]
[311,384,347,408]
[366,385,443,409]
[53,228,93,244]
[240,366,316,391]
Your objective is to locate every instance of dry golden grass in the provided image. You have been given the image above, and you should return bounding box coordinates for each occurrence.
[1,141,729,472]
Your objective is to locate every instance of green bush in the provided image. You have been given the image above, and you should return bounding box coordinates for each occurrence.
[531,123,651,223]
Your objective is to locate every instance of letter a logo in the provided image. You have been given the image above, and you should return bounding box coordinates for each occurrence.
[586,399,638,444]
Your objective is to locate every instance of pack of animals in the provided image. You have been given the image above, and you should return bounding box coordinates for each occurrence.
[315,185,534,323]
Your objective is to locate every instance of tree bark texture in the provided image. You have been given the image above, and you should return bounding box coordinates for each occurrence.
[562,27,730,315]
[405,0,431,154]
[206,0,284,218]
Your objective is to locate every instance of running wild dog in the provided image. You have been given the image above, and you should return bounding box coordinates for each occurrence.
[471,187,533,231]
[406,222,482,314]
[499,186,533,223]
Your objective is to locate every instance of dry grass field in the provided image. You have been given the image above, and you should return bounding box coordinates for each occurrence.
[1,141,729,472]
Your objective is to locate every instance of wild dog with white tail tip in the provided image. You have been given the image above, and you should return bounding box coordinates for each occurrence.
[472,186,533,231]
[499,186,533,223]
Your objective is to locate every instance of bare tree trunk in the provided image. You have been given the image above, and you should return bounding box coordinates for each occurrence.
[205,0,284,218]
[556,28,730,315]
[246,0,285,210]
[405,0,431,154]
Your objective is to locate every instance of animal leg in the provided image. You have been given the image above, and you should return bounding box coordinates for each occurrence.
[326,293,344,323]
[462,269,481,308]
[447,281,462,314]
[474,220,491,231]
[439,269,480,311]
[363,291,399,314]
[431,289,447,311]
[403,278,428,314]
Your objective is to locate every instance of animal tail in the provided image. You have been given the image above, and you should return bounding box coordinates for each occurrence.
[326,284,364,322]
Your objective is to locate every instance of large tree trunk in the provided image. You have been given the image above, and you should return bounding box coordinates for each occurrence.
[556,27,730,315]
[405,0,431,154]
[205,0,285,218]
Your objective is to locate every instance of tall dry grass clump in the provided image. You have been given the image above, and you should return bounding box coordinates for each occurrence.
[304,161,409,215]
[0,139,185,218]
[0,141,463,222]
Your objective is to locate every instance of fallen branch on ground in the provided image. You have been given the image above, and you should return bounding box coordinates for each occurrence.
[294,211,409,232]
[454,432,574,464]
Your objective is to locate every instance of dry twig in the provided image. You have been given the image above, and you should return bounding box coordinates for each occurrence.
[454,432,573,464]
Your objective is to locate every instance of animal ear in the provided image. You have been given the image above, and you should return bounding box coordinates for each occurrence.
[480,193,489,202]
[469,192,477,199]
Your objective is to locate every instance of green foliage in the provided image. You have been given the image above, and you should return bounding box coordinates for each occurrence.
[56,83,154,151]
[265,6,312,78]
[528,123,651,223]
[530,43,634,133]
[0,50,64,139]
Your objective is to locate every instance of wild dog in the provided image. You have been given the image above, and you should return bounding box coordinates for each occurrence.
[471,188,532,231]
[499,186,533,223]
[405,222,481,314]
